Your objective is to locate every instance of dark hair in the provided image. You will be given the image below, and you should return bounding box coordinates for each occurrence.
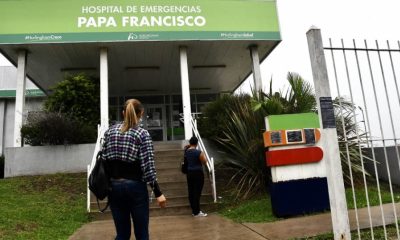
[189,136,198,145]
[121,99,144,133]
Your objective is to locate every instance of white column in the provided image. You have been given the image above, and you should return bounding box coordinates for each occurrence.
[179,46,192,140]
[0,100,5,154]
[250,45,263,94]
[307,28,350,240]
[100,48,109,130]
[14,50,27,147]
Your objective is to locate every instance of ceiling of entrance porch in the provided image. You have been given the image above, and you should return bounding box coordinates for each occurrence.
[0,40,279,96]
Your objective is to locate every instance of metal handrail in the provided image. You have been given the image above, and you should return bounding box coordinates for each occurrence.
[190,117,217,203]
[87,124,107,212]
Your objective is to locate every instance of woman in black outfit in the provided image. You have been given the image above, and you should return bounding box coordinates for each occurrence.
[185,136,207,217]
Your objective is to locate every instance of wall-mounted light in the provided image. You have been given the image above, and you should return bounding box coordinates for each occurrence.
[60,67,97,72]
[192,64,226,69]
[125,66,160,70]
[190,87,211,90]
[128,89,158,92]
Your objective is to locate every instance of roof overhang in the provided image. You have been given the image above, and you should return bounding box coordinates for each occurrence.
[0,40,280,95]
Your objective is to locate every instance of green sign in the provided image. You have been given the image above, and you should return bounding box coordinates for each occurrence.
[0,89,46,98]
[267,113,320,131]
[0,0,280,44]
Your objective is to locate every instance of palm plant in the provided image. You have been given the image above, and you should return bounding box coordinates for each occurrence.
[252,72,316,115]
[205,72,370,199]
[215,72,317,199]
[215,94,266,199]
[334,97,371,185]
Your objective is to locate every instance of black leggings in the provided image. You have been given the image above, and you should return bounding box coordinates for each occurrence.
[186,171,204,215]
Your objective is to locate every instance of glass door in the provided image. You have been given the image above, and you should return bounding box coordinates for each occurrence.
[144,105,166,141]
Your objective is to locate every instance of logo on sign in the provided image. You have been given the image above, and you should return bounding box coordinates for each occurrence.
[128,33,138,40]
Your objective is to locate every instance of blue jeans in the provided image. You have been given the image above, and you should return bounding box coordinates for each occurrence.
[109,179,149,240]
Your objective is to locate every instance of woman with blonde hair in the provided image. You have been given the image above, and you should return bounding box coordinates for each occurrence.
[102,99,166,240]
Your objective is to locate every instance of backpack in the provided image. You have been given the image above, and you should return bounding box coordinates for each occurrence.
[89,150,110,212]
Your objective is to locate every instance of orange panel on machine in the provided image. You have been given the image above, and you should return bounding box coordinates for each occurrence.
[263,128,321,147]
[266,146,323,167]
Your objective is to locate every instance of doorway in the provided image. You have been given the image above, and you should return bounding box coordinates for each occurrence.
[144,104,166,141]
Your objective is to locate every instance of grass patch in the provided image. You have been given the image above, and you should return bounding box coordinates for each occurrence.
[346,182,400,209]
[0,173,90,240]
[295,183,400,240]
[217,192,279,223]
[294,223,400,239]
[218,180,400,224]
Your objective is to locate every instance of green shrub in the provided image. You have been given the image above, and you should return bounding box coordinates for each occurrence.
[44,73,100,126]
[21,112,96,146]
[0,155,4,179]
[199,94,267,199]
[216,94,267,199]
[20,73,99,145]
[198,94,252,140]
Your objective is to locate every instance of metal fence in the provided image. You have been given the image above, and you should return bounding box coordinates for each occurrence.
[315,30,400,239]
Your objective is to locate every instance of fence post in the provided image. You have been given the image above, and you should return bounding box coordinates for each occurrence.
[307,27,351,239]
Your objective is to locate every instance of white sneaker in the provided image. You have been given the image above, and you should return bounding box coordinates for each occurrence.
[193,211,207,217]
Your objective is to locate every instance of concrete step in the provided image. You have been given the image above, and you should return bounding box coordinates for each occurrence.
[90,193,214,220]
[149,202,215,217]
[157,181,187,189]
[160,186,212,196]
[149,194,214,206]
[90,188,212,206]
[154,155,182,163]
[90,186,212,203]
[89,141,216,219]
[154,150,183,160]
[156,173,187,182]
[90,196,213,212]
[157,172,213,183]
[153,140,185,151]
[155,161,182,170]
[90,201,214,220]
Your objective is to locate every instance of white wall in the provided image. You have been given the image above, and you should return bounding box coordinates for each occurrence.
[0,101,5,155]
[0,66,44,155]
[0,66,37,89]
[364,146,400,186]
[0,98,43,154]
[4,144,95,177]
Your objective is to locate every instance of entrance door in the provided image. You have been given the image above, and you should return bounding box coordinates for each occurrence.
[144,105,166,141]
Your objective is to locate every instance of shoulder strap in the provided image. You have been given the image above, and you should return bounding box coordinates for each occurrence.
[97,197,110,213]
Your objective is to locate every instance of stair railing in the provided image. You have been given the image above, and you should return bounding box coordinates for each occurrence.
[190,117,217,203]
[87,124,107,212]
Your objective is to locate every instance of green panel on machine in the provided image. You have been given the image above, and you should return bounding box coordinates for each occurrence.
[267,113,320,130]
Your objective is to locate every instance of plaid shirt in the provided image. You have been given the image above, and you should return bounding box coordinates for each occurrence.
[102,123,157,183]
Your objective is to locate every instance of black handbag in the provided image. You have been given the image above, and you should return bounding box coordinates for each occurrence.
[89,150,110,212]
[181,156,188,174]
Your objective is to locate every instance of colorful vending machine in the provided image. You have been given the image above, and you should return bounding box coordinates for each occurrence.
[264,113,330,217]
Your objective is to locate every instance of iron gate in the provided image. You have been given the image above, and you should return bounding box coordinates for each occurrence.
[308,28,400,239]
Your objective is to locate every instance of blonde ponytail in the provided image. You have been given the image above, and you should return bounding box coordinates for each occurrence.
[121,99,144,133]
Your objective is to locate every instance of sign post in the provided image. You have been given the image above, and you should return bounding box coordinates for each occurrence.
[307,27,351,240]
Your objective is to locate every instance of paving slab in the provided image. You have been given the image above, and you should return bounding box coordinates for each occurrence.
[69,214,267,240]
[243,213,332,240]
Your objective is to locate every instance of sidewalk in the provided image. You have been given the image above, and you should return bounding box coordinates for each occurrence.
[69,203,400,240]
[69,214,267,240]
